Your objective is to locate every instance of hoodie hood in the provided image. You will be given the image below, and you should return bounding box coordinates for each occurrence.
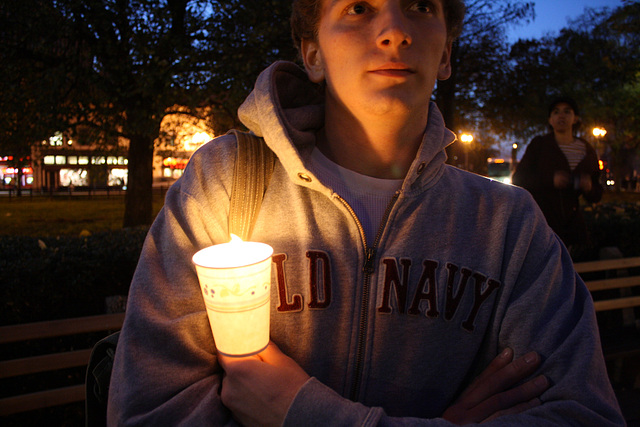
[238,60,456,192]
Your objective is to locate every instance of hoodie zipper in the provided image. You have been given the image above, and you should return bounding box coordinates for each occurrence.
[336,190,401,402]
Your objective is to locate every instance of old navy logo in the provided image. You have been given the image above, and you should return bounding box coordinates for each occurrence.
[272,251,501,332]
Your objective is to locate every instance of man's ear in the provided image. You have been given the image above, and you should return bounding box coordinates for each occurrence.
[437,41,453,80]
[301,38,325,83]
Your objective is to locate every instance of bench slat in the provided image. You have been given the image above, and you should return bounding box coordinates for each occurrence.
[0,313,125,344]
[594,296,640,312]
[0,384,85,416]
[585,276,640,292]
[0,349,93,379]
[574,256,640,274]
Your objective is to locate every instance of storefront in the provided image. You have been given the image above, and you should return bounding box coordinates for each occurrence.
[1,156,34,189]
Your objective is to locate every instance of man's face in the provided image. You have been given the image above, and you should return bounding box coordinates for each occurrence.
[548,103,578,134]
[301,0,452,120]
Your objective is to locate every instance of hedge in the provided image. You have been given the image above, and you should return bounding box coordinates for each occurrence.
[0,227,148,325]
[1,200,638,325]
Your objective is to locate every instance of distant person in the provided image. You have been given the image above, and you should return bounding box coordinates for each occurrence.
[513,97,603,250]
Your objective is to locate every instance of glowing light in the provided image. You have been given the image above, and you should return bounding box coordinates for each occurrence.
[192,234,273,356]
[460,133,474,143]
[592,127,607,138]
[184,131,213,151]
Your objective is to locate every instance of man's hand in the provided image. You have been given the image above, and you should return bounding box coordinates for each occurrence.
[442,348,549,424]
[219,341,310,427]
[579,173,592,193]
[554,170,570,189]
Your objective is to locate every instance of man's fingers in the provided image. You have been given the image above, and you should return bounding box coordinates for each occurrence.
[474,375,549,421]
[217,351,261,371]
[460,348,514,400]
[255,341,284,364]
[462,351,542,408]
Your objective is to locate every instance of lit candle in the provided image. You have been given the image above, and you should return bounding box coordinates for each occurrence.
[192,235,273,356]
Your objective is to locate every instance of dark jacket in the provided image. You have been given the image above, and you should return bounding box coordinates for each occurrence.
[513,133,603,246]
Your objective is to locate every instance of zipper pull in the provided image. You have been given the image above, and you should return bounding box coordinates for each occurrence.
[363,247,377,274]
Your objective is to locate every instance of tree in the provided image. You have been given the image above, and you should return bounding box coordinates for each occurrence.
[0,1,76,195]
[481,2,640,187]
[434,0,535,169]
[202,0,298,134]
[1,0,296,226]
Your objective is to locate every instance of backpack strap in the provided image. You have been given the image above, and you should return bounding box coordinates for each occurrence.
[228,130,276,241]
[85,331,120,427]
[85,131,276,426]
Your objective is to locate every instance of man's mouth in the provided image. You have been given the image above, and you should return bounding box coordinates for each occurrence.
[370,63,415,77]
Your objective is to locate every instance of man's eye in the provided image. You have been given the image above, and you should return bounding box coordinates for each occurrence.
[410,1,432,13]
[346,3,369,15]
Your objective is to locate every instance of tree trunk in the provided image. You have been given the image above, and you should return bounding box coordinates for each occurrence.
[123,134,155,227]
[16,166,23,197]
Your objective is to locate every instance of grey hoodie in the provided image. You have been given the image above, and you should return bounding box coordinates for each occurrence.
[108,61,624,426]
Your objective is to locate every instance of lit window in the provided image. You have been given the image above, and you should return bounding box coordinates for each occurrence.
[108,168,128,186]
[60,168,89,186]
[163,168,172,178]
[44,156,55,165]
[49,132,64,146]
[68,156,78,165]
[55,156,66,165]
[107,156,117,165]
[78,156,89,165]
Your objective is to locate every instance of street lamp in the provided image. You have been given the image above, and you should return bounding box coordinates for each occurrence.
[592,127,607,158]
[592,127,607,138]
[460,133,473,170]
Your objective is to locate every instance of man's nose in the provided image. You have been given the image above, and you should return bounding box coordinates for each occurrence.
[376,5,412,48]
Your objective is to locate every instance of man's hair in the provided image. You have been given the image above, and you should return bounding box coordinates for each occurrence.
[290,0,466,55]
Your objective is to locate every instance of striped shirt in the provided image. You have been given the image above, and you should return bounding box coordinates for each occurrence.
[558,138,586,170]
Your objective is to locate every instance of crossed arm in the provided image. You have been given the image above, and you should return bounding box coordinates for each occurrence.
[219,341,548,426]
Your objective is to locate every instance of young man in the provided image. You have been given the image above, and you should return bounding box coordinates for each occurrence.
[108,0,624,425]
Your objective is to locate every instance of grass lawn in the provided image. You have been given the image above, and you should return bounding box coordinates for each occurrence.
[1,189,638,237]
[0,194,165,237]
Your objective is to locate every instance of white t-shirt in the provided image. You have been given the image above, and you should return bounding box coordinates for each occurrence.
[311,147,402,245]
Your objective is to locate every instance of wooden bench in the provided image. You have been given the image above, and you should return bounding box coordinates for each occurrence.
[0,313,125,416]
[574,256,640,362]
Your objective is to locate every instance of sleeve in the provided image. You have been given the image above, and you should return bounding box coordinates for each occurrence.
[107,137,239,426]
[480,201,624,426]
[512,137,553,192]
[284,195,625,427]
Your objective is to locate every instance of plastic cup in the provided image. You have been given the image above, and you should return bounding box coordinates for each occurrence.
[192,239,273,356]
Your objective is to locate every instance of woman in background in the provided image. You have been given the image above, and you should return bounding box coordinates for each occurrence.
[513,96,603,250]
